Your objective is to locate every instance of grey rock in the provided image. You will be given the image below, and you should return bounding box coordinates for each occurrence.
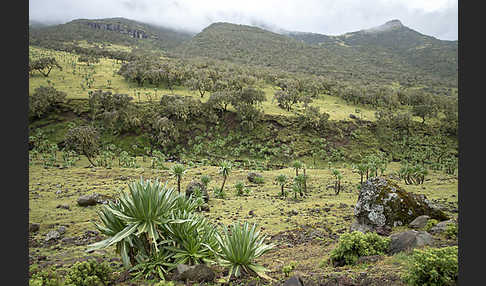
[45,230,61,242]
[388,230,434,254]
[57,226,67,235]
[77,194,100,206]
[429,219,455,234]
[175,264,214,282]
[352,177,448,233]
[409,215,430,229]
[57,204,70,210]
[283,276,304,286]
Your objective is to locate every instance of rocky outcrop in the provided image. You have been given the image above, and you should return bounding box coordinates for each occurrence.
[351,177,448,233]
[85,22,149,39]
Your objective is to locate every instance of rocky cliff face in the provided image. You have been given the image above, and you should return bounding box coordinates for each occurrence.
[85,22,150,39]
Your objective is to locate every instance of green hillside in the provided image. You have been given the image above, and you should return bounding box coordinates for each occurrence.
[29,17,193,51]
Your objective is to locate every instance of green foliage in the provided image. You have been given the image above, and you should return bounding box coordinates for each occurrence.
[234,181,250,196]
[29,267,62,286]
[131,247,173,280]
[329,231,390,266]
[200,174,212,187]
[29,56,62,77]
[403,246,458,286]
[398,162,428,185]
[64,125,100,166]
[88,90,138,133]
[281,261,297,277]
[212,222,275,280]
[425,219,439,232]
[64,259,112,286]
[275,174,288,197]
[61,148,80,168]
[330,168,343,195]
[29,86,67,119]
[213,186,226,199]
[169,163,186,193]
[151,150,166,169]
[165,211,219,265]
[444,223,458,239]
[87,177,180,267]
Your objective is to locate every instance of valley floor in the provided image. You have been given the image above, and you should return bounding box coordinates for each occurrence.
[28,158,458,285]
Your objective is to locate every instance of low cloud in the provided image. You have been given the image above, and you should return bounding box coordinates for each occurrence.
[29,0,457,40]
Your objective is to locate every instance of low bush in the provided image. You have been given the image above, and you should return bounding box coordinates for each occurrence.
[329,231,390,266]
[63,259,112,286]
[403,246,458,286]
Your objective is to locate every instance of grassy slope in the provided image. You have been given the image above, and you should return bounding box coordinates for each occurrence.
[29,46,378,121]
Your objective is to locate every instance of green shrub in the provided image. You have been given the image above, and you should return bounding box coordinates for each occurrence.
[29,86,67,119]
[445,223,458,239]
[64,259,112,286]
[29,267,62,286]
[213,186,226,199]
[425,219,439,232]
[403,246,458,286]
[329,231,390,266]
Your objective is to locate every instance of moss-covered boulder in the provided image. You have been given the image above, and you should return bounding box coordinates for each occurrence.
[351,177,448,233]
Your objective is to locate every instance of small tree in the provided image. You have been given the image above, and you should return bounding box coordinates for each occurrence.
[331,168,343,195]
[29,86,67,119]
[292,160,303,176]
[170,164,186,193]
[219,160,232,193]
[29,57,62,77]
[64,125,100,167]
[275,174,288,197]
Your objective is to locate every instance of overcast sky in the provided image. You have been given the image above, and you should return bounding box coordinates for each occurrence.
[29,0,458,40]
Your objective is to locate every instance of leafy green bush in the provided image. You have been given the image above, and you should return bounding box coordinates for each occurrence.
[29,267,62,286]
[212,222,275,279]
[29,86,67,119]
[403,246,458,286]
[445,223,458,239]
[329,231,391,266]
[425,219,439,232]
[64,259,112,286]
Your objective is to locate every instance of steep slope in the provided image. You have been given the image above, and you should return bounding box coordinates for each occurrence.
[177,22,393,83]
[29,17,194,51]
[288,20,458,86]
[177,21,457,89]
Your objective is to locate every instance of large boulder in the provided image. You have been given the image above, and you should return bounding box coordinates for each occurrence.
[185,180,209,203]
[387,230,434,254]
[351,177,448,233]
